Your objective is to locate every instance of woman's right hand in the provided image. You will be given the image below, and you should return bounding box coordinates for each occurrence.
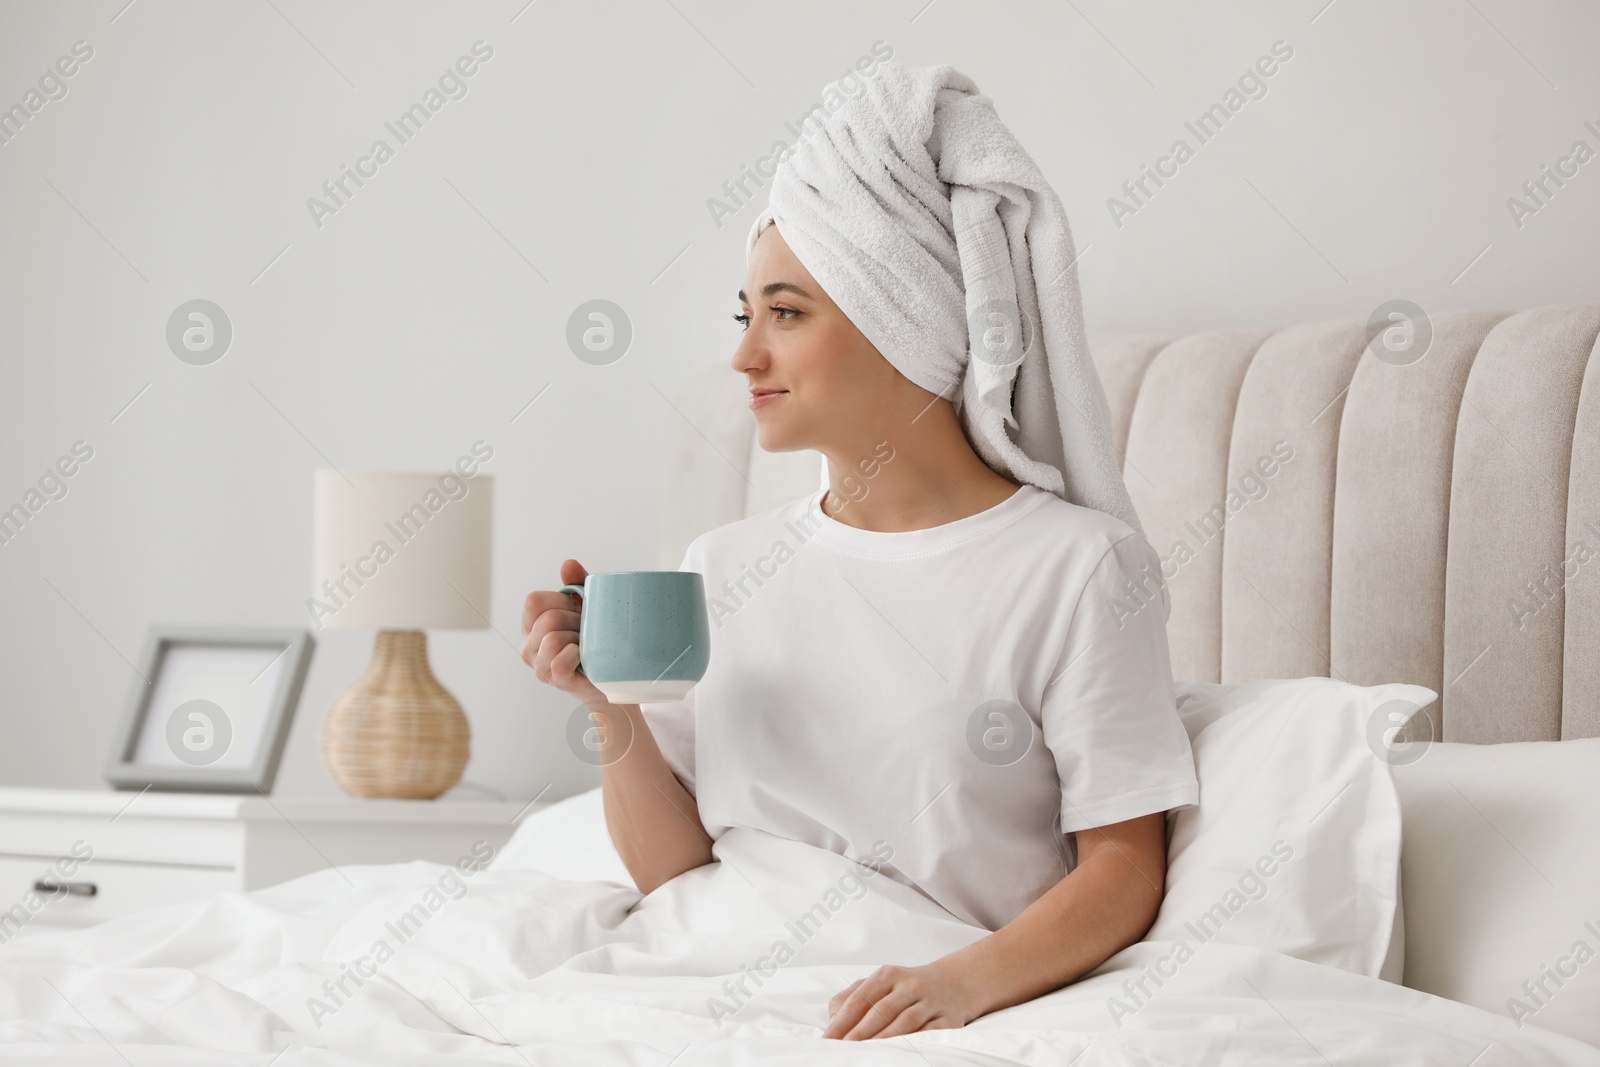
[524,564,711,894]
[521,558,607,706]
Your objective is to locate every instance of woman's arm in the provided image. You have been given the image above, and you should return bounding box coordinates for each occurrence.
[822,810,1168,1039]
[588,702,715,894]
[521,559,714,896]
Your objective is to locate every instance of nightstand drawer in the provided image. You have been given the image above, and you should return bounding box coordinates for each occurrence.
[0,811,241,868]
[0,788,533,938]
[0,856,238,935]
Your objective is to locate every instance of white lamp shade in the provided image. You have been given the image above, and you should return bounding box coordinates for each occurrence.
[312,470,492,630]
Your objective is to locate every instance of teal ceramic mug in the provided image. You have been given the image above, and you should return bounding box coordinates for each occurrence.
[558,571,711,703]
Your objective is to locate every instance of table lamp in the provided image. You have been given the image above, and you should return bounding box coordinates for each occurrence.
[311,469,492,799]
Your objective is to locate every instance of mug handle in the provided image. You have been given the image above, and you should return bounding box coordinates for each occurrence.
[557,584,587,676]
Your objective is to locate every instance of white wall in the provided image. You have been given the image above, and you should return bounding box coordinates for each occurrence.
[0,0,1595,802]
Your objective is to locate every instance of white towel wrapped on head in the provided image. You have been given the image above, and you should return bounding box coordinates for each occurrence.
[747,61,1143,537]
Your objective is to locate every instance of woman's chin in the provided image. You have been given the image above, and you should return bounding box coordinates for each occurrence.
[753,422,805,455]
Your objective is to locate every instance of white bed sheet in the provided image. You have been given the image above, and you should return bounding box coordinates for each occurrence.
[2,823,1597,1065]
[490,785,630,884]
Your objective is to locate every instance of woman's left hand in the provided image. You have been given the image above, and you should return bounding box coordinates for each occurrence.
[822,961,983,1039]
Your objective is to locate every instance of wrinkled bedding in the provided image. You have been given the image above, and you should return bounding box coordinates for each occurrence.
[1,827,1595,1065]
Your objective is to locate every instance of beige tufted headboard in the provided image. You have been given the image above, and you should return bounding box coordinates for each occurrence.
[659,304,1600,744]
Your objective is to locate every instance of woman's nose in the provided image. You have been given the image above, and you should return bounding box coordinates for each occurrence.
[731,326,766,375]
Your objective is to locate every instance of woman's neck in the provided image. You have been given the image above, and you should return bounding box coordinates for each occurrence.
[818,407,1022,533]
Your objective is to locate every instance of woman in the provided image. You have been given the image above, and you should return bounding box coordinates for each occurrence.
[520,62,1198,1041]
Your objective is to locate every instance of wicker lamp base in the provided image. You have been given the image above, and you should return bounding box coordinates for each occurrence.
[321,629,470,799]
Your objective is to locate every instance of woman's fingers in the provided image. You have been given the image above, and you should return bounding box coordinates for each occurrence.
[827,979,865,1017]
[518,569,609,705]
[533,629,575,681]
[546,636,583,683]
[520,600,578,665]
[822,976,879,1039]
[531,629,608,705]
[559,558,589,591]
[823,965,961,1040]
[872,1002,940,1040]
[521,626,562,680]
[839,982,918,1041]
[823,967,901,1039]
[521,589,578,640]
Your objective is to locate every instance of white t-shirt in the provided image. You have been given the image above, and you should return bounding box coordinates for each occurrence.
[640,482,1199,931]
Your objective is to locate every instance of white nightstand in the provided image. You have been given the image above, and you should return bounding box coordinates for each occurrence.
[0,788,537,940]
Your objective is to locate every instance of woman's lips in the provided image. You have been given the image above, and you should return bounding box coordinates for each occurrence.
[749,390,788,409]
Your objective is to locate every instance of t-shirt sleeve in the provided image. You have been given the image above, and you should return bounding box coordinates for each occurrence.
[637,538,702,796]
[1042,532,1199,834]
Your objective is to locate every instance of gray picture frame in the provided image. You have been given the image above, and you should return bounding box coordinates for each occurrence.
[104,625,316,794]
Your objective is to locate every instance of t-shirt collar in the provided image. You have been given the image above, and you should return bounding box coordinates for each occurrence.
[802,482,1046,559]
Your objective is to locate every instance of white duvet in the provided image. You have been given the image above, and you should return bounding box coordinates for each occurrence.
[2,825,1597,1066]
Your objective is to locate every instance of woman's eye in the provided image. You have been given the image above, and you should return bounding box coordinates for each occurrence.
[732,307,797,331]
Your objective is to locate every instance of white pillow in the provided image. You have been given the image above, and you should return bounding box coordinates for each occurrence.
[1147,676,1436,979]
[1391,737,1600,1049]
[490,787,633,885]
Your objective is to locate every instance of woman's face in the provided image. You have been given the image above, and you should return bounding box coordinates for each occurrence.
[732,224,911,455]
